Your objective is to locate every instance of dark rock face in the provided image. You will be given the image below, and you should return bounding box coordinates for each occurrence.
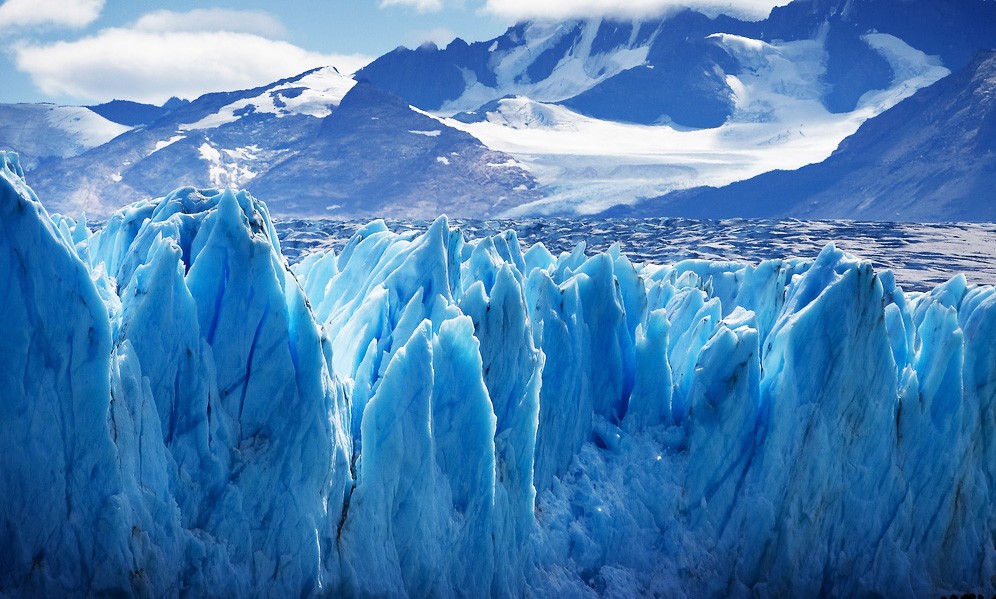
[562,14,739,128]
[87,98,189,127]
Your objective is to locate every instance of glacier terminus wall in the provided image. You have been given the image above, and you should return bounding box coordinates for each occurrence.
[1,150,995,597]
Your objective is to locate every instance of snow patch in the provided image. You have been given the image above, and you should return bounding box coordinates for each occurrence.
[438,20,654,115]
[181,66,356,131]
[198,142,257,187]
[197,142,221,164]
[488,158,520,168]
[47,106,130,147]
[153,135,185,152]
[858,33,949,111]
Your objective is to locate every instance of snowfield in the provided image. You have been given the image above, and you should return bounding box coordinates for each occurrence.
[180,66,357,131]
[0,103,129,169]
[2,151,995,596]
[442,33,949,214]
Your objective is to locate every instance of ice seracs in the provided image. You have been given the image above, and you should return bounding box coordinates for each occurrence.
[3,152,996,596]
[2,157,353,596]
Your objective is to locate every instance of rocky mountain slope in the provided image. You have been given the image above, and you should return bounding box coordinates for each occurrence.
[651,50,996,221]
[25,68,538,217]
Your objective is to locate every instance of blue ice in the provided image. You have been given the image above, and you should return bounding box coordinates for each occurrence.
[1,151,994,597]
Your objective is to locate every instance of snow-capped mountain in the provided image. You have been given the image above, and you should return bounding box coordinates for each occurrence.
[353,0,996,215]
[0,103,129,170]
[26,67,538,218]
[650,50,996,221]
[23,66,354,215]
[8,0,996,218]
[438,31,949,215]
[247,81,538,218]
[359,0,996,125]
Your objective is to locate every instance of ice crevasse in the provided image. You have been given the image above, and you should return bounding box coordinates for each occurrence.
[1,150,995,597]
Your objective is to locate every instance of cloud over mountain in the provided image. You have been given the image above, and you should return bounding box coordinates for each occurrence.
[132,8,289,38]
[483,0,793,21]
[13,9,371,104]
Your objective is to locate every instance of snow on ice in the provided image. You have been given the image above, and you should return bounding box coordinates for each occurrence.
[1,150,995,597]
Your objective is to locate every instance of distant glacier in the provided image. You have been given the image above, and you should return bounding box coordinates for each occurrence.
[2,149,995,597]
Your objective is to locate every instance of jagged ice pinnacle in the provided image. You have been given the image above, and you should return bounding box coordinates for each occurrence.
[1,151,995,597]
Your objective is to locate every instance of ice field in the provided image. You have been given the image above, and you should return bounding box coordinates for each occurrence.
[2,151,995,596]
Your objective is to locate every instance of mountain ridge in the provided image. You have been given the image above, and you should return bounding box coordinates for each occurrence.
[6,0,996,219]
[23,73,540,218]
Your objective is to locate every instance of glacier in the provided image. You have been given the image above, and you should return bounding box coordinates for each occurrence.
[1,149,995,597]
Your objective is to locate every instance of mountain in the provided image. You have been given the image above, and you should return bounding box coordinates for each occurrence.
[347,0,996,216]
[23,67,356,215]
[248,81,539,218]
[9,0,996,218]
[357,15,745,127]
[358,0,996,125]
[86,97,189,127]
[650,50,996,221]
[0,103,129,170]
[556,15,739,128]
[436,30,951,215]
[26,67,538,218]
[353,0,996,215]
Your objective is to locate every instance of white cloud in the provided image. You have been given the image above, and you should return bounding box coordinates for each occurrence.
[15,28,372,104]
[380,0,445,13]
[133,9,287,38]
[0,0,103,30]
[482,0,794,21]
[403,27,457,48]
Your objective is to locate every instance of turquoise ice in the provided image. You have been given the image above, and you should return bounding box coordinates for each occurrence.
[2,150,995,597]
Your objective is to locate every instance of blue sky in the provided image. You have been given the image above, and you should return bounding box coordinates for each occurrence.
[0,0,789,106]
